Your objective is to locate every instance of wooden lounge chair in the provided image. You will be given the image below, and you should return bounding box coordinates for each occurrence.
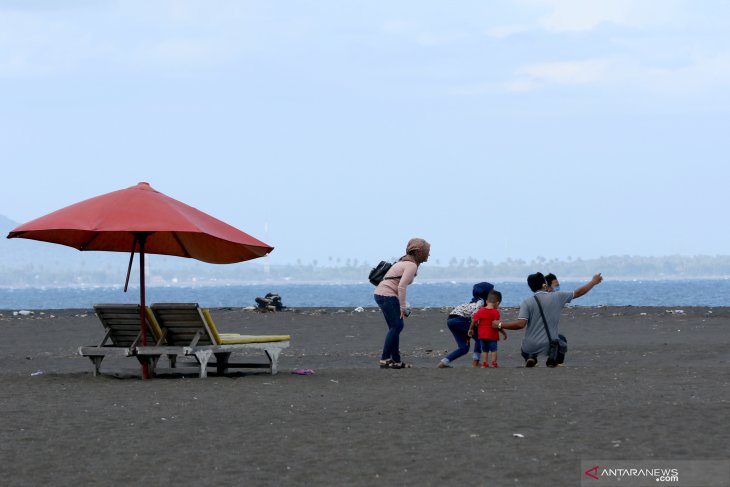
[79,304,166,376]
[138,303,291,378]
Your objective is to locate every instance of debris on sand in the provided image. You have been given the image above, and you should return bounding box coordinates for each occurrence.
[255,293,285,312]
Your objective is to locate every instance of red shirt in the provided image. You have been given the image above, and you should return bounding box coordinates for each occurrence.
[473,307,501,340]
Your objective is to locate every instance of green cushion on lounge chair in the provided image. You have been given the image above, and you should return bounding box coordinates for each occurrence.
[217,333,292,344]
[146,303,291,377]
[200,308,290,344]
[144,306,164,342]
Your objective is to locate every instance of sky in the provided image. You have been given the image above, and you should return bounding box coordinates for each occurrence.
[1,0,729,266]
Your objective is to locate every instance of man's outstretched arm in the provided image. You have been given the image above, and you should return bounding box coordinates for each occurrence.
[573,273,603,299]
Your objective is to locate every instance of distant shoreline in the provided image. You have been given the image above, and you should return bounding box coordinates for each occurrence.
[1,275,729,290]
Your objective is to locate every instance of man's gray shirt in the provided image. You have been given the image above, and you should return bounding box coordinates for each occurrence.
[517,291,573,355]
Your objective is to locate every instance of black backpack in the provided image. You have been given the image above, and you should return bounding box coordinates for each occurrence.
[368,261,394,286]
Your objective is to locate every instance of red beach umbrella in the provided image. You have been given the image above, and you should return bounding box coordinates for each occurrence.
[7,182,274,378]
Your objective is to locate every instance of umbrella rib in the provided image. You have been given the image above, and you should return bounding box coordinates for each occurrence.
[172,232,192,258]
[79,231,101,251]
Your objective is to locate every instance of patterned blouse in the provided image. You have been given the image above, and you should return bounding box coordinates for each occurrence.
[449,299,485,318]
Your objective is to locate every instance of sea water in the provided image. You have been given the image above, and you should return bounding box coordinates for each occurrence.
[0,279,727,310]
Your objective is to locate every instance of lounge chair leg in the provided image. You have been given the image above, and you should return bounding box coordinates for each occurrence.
[90,356,103,376]
[149,356,160,376]
[214,352,231,375]
[193,350,212,378]
[135,355,157,378]
[265,349,282,375]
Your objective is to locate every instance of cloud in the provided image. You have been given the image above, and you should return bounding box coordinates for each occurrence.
[116,0,256,28]
[486,24,532,39]
[637,52,730,96]
[448,82,498,97]
[137,38,234,68]
[0,2,259,78]
[381,18,469,48]
[536,0,646,32]
[0,0,98,13]
[503,52,730,96]
[503,78,540,93]
[0,55,43,78]
[487,0,684,37]
[481,1,729,98]
[515,59,612,86]
[381,19,419,36]
[0,10,98,79]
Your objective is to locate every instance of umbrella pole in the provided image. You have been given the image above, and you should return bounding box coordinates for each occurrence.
[139,234,150,380]
[124,235,137,293]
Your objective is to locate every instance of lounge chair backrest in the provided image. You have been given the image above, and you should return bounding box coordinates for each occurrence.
[150,303,218,346]
[94,304,163,348]
[201,308,224,344]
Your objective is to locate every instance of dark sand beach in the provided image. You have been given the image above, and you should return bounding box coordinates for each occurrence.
[0,305,729,486]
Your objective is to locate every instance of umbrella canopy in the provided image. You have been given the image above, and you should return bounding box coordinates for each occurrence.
[7,181,273,263]
[7,182,273,378]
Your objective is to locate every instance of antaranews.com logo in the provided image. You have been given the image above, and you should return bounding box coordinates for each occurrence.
[581,460,730,487]
[584,465,679,482]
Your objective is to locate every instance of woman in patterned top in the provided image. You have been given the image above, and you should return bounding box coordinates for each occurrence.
[437,281,494,368]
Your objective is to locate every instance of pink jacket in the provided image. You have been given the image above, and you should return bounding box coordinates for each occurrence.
[374,261,418,310]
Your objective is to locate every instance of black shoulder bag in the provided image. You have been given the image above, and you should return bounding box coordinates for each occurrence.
[369,261,406,286]
[534,295,562,367]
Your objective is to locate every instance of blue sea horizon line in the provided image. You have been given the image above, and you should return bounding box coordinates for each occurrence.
[1,279,728,309]
[2,276,729,291]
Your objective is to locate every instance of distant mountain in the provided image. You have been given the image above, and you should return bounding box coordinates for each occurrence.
[0,213,129,273]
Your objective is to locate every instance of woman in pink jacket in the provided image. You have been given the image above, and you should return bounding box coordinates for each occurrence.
[374,238,430,369]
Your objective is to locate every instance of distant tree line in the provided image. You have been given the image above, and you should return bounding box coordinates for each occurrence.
[2,255,730,287]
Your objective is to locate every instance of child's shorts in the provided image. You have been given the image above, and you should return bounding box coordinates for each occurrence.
[479,339,498,352]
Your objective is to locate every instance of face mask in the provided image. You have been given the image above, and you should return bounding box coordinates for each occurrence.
[553,285,560,291]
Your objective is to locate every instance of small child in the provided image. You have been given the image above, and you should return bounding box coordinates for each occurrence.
[468,290,507,367]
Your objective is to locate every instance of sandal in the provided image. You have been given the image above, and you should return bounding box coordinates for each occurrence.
[388,362,412,369]
[379,359,393,368]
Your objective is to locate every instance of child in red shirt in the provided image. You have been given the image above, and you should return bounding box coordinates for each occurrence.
[468,290,507,367]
